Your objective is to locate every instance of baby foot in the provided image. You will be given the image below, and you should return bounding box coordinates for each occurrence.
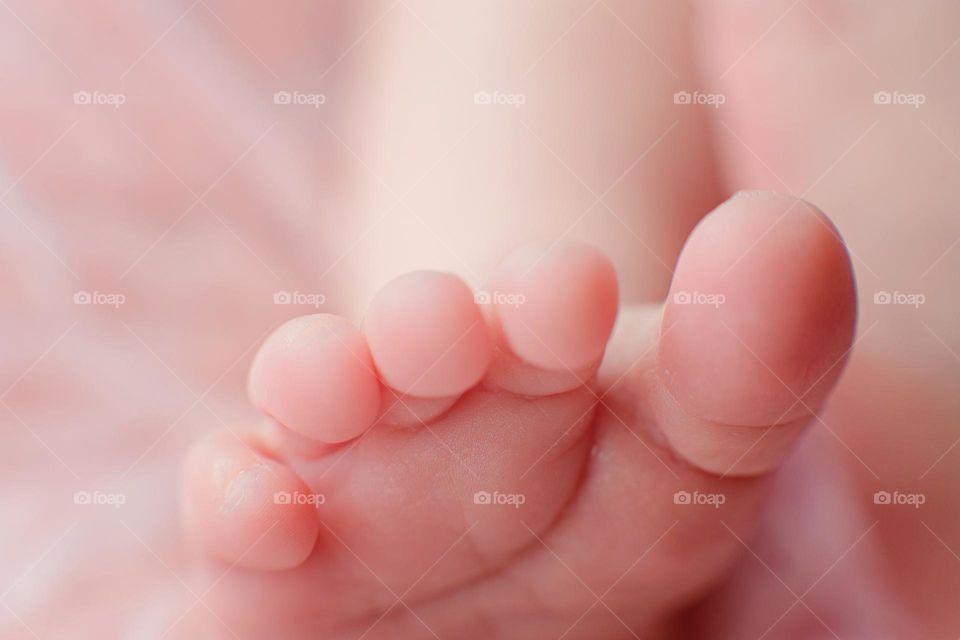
[179,191,856,639]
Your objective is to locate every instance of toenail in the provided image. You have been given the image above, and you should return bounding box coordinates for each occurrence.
[222,465,269,513]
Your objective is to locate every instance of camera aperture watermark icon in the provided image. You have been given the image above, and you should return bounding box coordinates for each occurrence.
[673,490,726,509]
[274,290,326,308]
[672,290,725,309]
[873,490,925,509]
[273,491,325,506]
[273,90,326,108]
[73,490,126,509]
[474,290,526,308]
[73,90,126,109]
[473,490,526,509]
[474,90,526,108]
[873,90,925,109]
[873,290,925,309]
[673,91,725,109]
[74,290,125,308]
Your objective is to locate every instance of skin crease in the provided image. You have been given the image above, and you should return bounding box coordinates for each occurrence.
[0,2,955,639]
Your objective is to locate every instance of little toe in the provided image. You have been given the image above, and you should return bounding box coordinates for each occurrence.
[180,433,320,570]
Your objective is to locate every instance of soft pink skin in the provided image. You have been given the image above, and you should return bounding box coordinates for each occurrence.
[492,242,619,372]
[179,220,856,638]
[364,271,493,398]
[248,315,382,444]
[181,433,319,571]
[660,192,857,427]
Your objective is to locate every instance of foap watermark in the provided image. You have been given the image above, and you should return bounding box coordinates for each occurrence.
[73,490,126,509]
[74,290,125,308]
[874,490,925,509]
[273,90,326,108]
[673,91,725,109]
[873,90,925,109]
[474,90,526,108]
[474,490,526,509]
[474,290,526,308]
[274,290,326,308]
[273,491,326,506]
[672,290,725,308]
[873,290,925,309]
[73,90,126,108]
[673,490,726,509]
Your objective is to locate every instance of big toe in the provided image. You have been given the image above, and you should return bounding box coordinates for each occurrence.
[657,191,857,473]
